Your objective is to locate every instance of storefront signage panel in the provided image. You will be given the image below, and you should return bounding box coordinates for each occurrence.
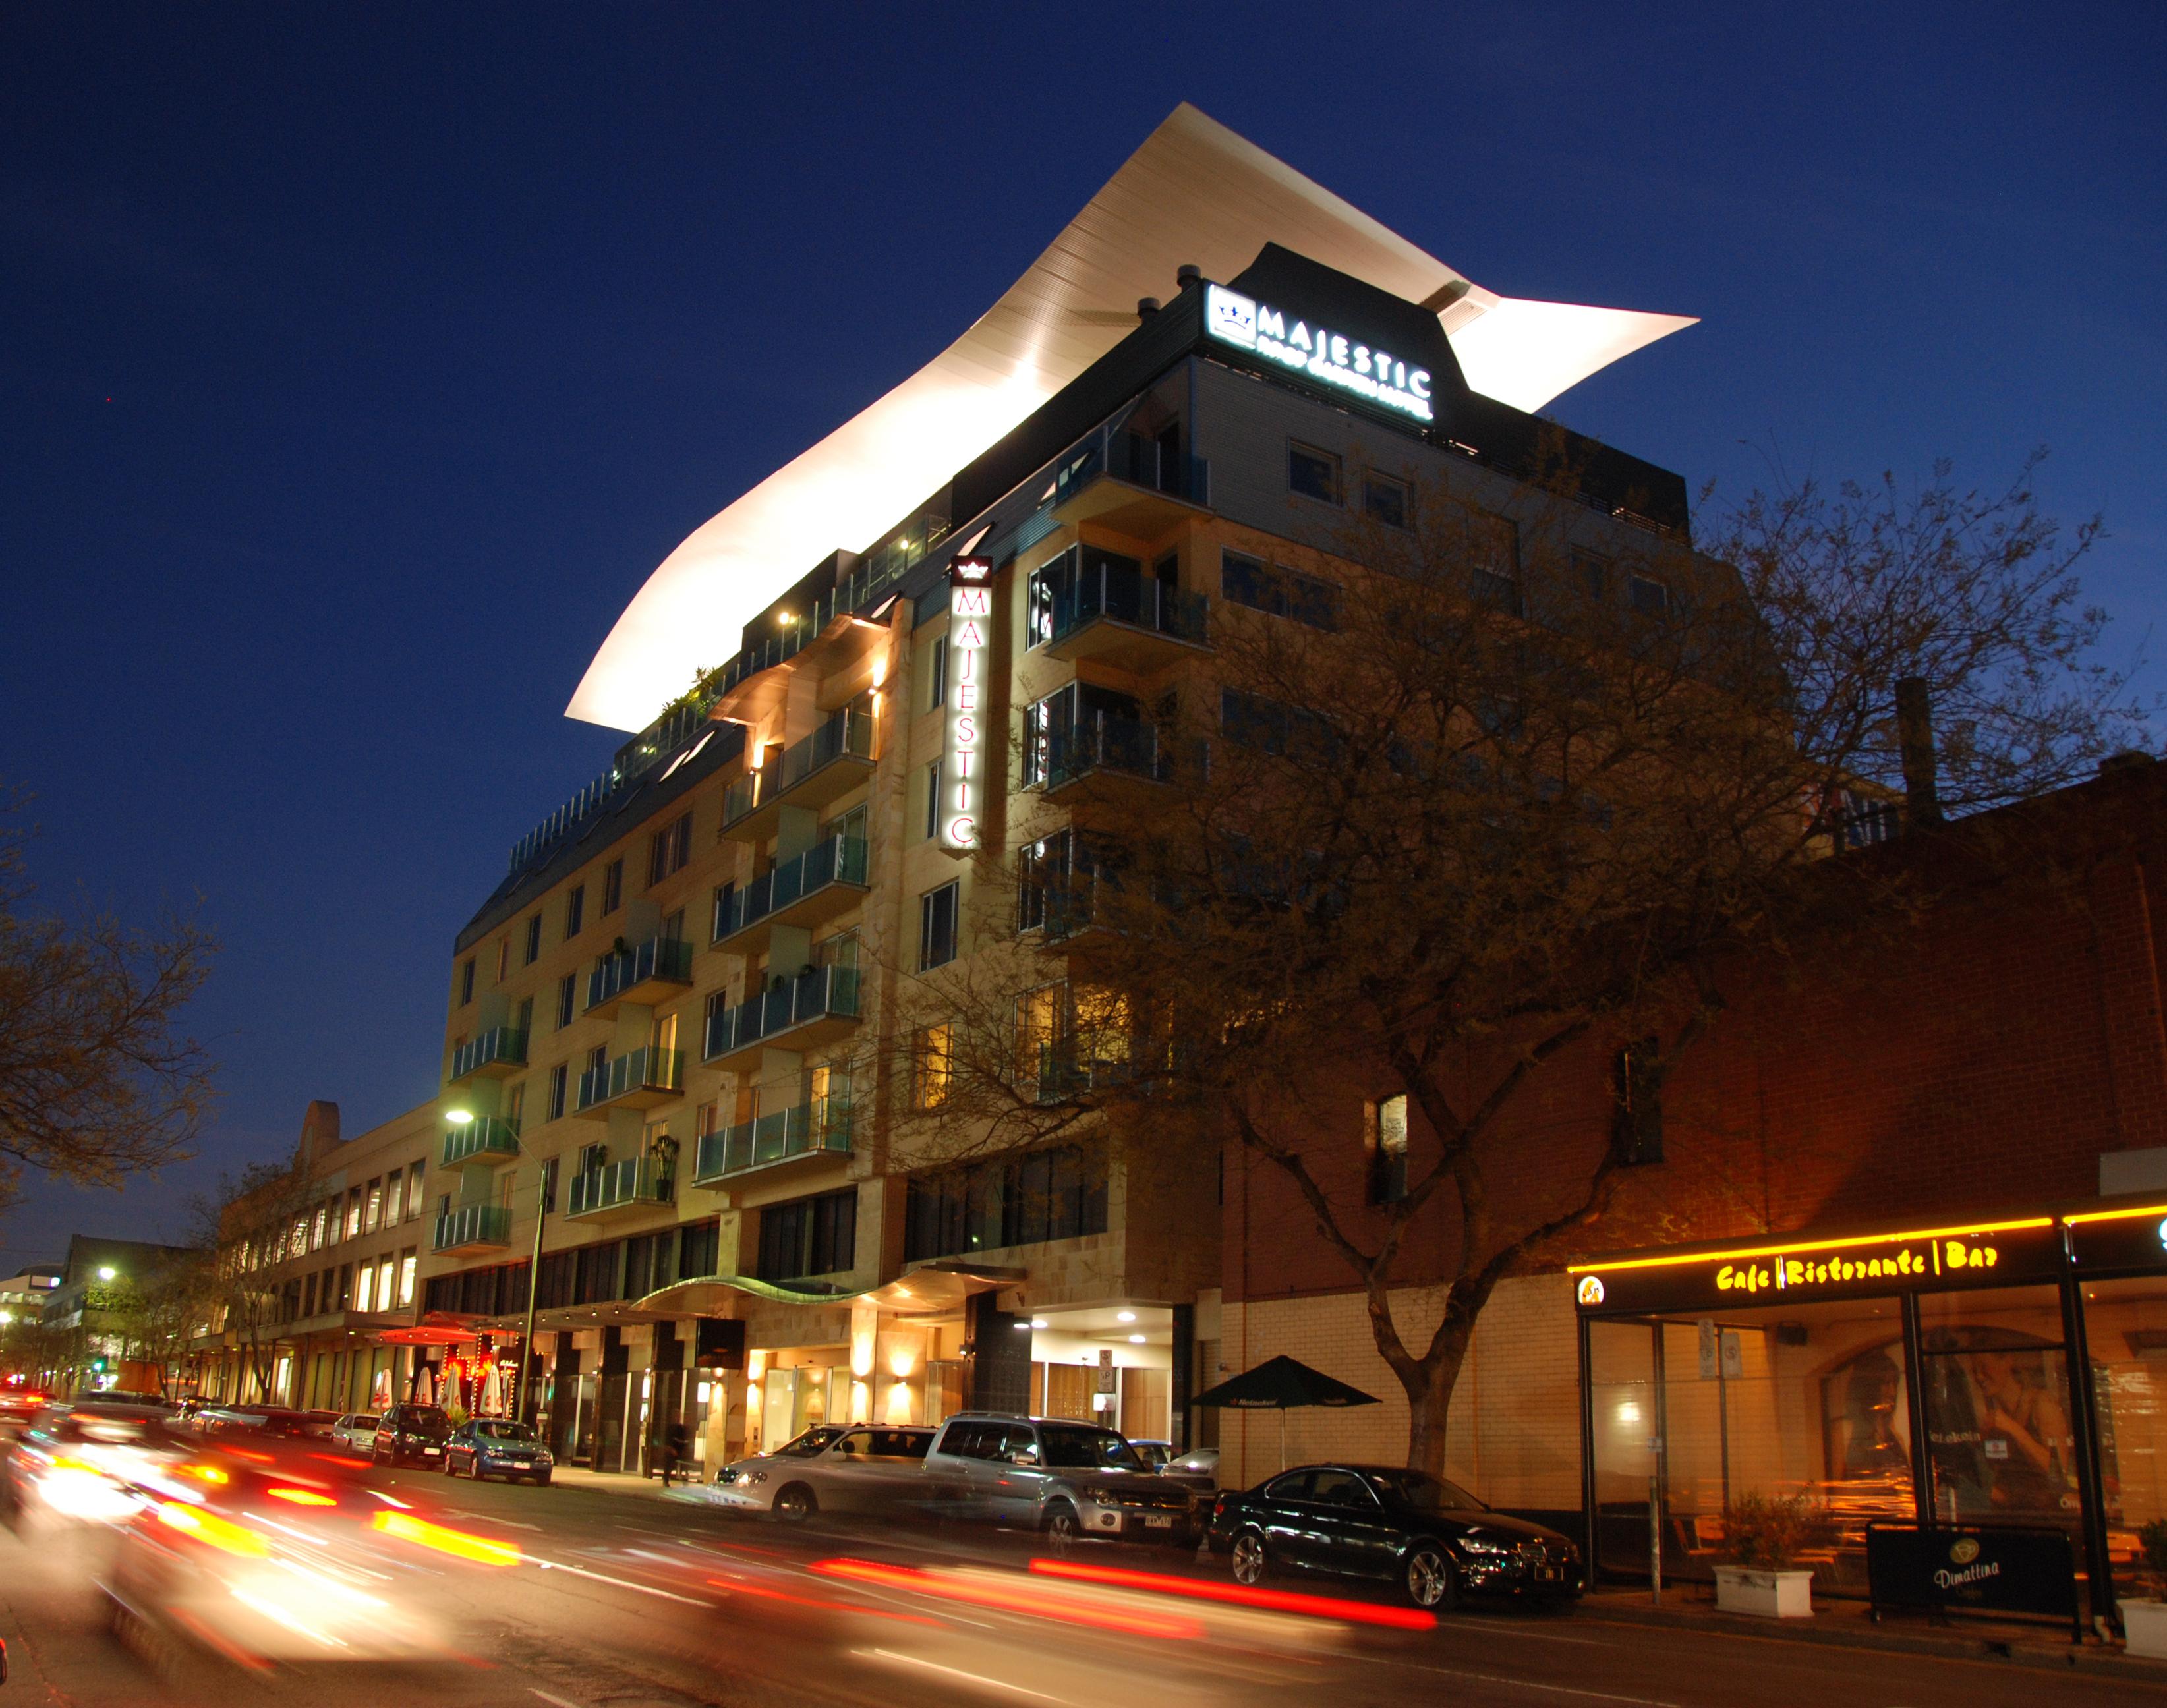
[938,557,995,855]
[1572,1219,2062,1315]
[1204,284,1435,423]
[2064,1201,2167,1273]
[1864,1523,2079,1630]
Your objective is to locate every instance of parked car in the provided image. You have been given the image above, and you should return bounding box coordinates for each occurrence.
[197,1407,318,1441]
[301,1409,344,1439]
[81,1390,173,1410]
[442,1419,554,1484]
[1207,1464,1583,1609]
[714,1424,933,1520]
[1163,1446,1219,1487]
[921,1413,1198,1547]
[328,1411,382,1452]
[371,1403,453,1467]
[1128,1439,1174,1471]
[712,1423,844,1486]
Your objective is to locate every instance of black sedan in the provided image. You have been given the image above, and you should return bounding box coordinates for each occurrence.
[1207,1464,1582,1609]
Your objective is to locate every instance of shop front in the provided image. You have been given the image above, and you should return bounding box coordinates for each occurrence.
[1569,1199,2167,1628]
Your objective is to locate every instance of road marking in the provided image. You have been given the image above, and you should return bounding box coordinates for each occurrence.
[525,1554,714,1606]
[1450,1616,1617,1647]
[530,1692,581,1708]
[1365,1656,1679,1707]
[449,1510,544,1530]
[853,1649,1076,1704]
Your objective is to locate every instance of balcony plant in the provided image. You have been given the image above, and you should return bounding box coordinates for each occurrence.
[1712,1492,1816,1618]
[2121,1519,2167,1656]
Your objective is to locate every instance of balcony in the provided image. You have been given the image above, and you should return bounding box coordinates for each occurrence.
[713,832,869,956]
[573,1044,685,1118]
[692,1095,853,1186]
[585,935,694,1020]
[723,704,879,843]
[1041,555,1209,675]
[1048,434,1211,542]
[449,1027,528,1083]
[441,1116,522,1168]
[1041,714,1172,801]
[565,1156,675,1221]
[432,1203,513,1255]
[703,965,862,1071]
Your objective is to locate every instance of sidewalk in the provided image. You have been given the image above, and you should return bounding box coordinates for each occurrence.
[546,1464,707,1502]
[1582,1583,2166,1680]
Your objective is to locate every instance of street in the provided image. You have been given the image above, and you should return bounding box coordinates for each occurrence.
[0,1466,2157,1708]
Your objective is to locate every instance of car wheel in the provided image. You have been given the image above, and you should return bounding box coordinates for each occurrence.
[372,1446,388,1466]
[1402,1543,1457,1610]
[1041,1502,1080,1553]
[773,1483,817,1523]
[535,1474,551,1487]
[1230,1529,1271,1586]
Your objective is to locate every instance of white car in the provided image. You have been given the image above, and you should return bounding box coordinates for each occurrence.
[328,1412,381,1453]
[712,1425,935,1520]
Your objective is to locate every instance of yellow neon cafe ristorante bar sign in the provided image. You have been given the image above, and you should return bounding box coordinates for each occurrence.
[1570,1217,2062,1314]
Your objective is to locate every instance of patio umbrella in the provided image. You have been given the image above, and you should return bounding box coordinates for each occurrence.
[1190,1355,1381,1472]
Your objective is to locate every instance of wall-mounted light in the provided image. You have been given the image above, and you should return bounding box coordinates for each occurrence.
[1116,1311,1136,1323]
[96,1266,117,1282]
[1128,1334,1146,1345]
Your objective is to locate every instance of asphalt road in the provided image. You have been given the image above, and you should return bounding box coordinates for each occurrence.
[1,1464,2160,1708]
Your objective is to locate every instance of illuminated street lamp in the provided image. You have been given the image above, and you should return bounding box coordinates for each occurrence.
[446,1109,475,1125]
[96,1265,117,1282]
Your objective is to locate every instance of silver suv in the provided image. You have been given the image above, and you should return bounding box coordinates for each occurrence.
[923,1413,1198,1548]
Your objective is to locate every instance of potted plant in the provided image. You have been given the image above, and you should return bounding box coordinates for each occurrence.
[1713,1492,1816,1618]
[2121,1520,2167,1657]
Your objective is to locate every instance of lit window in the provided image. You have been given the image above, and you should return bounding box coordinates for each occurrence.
[1369,1094,1409,1204]
[913,1025,954,1111]
[354,1264,375,1314]
[398,1252,417,1307]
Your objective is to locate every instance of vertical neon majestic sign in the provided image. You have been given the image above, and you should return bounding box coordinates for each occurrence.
[939,556,995,853]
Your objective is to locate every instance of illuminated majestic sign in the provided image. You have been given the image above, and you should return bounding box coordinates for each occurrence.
[1205,283,1434,422]
[939,557,995,854]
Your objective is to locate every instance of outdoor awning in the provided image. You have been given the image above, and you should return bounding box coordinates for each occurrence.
[635,1260,1024,1321]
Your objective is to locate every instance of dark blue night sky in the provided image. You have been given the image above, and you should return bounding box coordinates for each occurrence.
[3,2,2160,1268]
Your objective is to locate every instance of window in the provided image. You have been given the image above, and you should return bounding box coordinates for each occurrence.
[303,1271,318,1317]
[919,880,959,970]
[1016,982,1066,1093]
[1220,550,1339,630]
[757,1187,858,1281]
[344,1187,363,1239]
[376,1255,395,1311]
[1368,1094,1410,1204]
[1017,830,1071,934]
[310,1206,327,1250]
[548,1063,569,1122]
[577,1140,608,1176]
[1288,441,1342,505]
[602,858,624,915]
[924,637,947,713]
[513,995,533,1037]
[912,1024,953,1111]
[1613,1038,1664,1164]
[1571,547,1610,601]
[397,1250,417,1307]
[1363,473,1408,529]
[904,1143,1108,1261]
[679,1217,720,1280]
[1471,512,1520,612]
[1629,573,1669,619]
[335,1263,353,1310]
[523,913,543,966]
[557,971,577,1029]
[354,1263,375,1314]
[496,937,510,981]
[563,884,585,939]
[406,1161,426,1220]
[458,957,476,1006]
[921,758,943,841]
[695,1099,719,1139]
[649,813,692,886]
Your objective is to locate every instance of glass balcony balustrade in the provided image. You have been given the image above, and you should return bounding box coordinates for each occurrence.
[432,1203,513,1253]
[693,1094,853,1185]
[704,965,861,1065]
[714,832,869,946]
[585,934,694,1015]
[440,1116,522,1167]
[449,1027,529,1082]
[1043,714,1170,793]
[565,1156,675,1219]
[574,1044,685,1116]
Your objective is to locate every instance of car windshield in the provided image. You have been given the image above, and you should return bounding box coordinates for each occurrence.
[351,1415,380,1429]
[399,1408,452,1440]
[1364,1469,1485,1512]
[475,1421,536,1441]
[1038,1425,1145,1471]
[773,1426,846,1458]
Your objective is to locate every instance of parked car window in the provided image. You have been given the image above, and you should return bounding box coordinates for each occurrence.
[1262,1469,1314,1500]
[388,1406,451,1440]
[473,1420,538,1441]
[1307,1468,1379,1508]
[1363,1469,1485,1512]
[944,1423,1004,1460]
[997,1427,1039,1464]
[1037,1425,1143,1471]
[867,1429,931,1458]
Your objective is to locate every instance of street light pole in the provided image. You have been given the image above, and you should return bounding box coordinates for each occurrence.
[516,1157,554,1427]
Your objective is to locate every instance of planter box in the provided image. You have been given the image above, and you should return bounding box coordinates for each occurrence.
[2124,1599,2167,1658]
[1714,1565,1814,1618]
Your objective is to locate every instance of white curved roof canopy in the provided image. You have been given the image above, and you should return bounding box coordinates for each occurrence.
[569,103,1694,731]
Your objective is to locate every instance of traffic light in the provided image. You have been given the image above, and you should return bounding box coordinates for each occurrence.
[88,1356,109,1373]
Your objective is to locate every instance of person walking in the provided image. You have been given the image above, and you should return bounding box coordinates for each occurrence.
[659,1419,689,1488]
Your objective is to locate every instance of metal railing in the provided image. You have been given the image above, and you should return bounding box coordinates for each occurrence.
[432,1203,512,1252]
[1044,714,1170,791]
[1041,551,1207,652]
[449,1027,528,1081]
[575,1045,685,1112]
[715,833,869,940]
[441,1116,522,1167]
[566,1156,675,1218]
[722,702,877,829]
[585,935,694,1011]
[692,1094,853,1183]
[704,965,861,1060]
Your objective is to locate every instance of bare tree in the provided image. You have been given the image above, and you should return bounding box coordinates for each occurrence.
[186,1162,316,1404]
[909,453,2144,1474]
[0,789,218,1212]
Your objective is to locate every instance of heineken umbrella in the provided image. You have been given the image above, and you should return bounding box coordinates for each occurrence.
[1190,1355,1381,1471]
